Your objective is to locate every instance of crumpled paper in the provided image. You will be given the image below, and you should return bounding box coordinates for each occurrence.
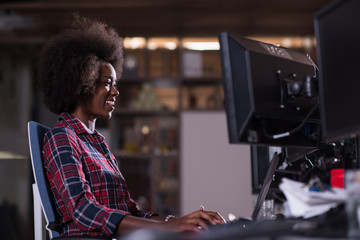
[279,178,346,218]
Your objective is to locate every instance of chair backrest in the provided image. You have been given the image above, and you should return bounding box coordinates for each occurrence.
[28,121,60,238]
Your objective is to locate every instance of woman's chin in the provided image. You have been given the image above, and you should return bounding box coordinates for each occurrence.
[105,111,113,119]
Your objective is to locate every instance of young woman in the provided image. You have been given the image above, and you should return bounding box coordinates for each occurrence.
[38,15,225,239]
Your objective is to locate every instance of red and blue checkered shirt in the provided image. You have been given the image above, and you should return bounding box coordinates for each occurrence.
[42,113,156,237]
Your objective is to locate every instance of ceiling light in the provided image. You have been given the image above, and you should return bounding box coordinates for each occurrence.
[183,42,220,51]
[123,37,146,49]
[164,42,177,50]
[147,42,158,50]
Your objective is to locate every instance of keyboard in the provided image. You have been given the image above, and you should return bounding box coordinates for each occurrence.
[200,218,325,240]
[207,217,252,231]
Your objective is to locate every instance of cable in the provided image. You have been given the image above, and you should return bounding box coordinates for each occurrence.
[263,101,319,140]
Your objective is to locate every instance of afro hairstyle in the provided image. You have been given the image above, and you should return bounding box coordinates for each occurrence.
[38,14,123,114]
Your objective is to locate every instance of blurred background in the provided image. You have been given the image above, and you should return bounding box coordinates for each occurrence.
[0,0,332,239]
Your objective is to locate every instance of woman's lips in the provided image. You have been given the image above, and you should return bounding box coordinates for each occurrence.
[106,100,115,109]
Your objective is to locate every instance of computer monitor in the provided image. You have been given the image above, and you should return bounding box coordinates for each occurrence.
[314,0,360,143]
[251,150,280,221]
[219,33,320,148]
[251,145,281,193]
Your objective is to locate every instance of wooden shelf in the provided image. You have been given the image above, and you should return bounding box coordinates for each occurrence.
[180,77,222,85]
[120,76,180,85]
[114,109,179,116]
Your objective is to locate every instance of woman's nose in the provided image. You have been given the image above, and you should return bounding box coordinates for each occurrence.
[111,85,119,96]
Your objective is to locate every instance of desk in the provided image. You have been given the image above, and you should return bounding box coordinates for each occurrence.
[196,218,348,240]
[118,217,349,240]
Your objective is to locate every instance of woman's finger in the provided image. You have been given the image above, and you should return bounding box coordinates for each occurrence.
[205,211,227,223]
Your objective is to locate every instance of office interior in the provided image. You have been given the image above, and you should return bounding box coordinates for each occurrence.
[0,0,354,239]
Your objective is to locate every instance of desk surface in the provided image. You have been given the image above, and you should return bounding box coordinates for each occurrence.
[118,217,349,240]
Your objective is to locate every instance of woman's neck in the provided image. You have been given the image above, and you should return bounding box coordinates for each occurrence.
[71,108,96,132]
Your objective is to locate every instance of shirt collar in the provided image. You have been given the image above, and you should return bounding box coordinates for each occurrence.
[79,121,95,134]
[58,112,104,141]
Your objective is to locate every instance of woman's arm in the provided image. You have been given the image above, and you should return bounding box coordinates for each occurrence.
[116,206,226,234]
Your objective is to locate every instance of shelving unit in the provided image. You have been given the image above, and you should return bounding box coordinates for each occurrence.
[109,38,223,216]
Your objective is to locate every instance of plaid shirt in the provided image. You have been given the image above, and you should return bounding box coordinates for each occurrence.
[42,113,155,237]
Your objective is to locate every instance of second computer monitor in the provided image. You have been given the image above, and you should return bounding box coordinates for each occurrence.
[219,33,320,148]
[315,0,360,143]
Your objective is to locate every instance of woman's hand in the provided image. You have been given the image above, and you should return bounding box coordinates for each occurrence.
[163,205,226,233]
[117,206,226,235]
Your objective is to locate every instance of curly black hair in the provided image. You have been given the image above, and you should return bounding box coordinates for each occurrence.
[38,14,123,114]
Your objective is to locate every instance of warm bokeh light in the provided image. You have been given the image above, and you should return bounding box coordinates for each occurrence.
[123,37,146,49]
[123,36,316,51]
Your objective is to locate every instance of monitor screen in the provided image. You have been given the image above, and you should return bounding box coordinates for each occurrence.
[219,33,320,148]
[315,0,360,142]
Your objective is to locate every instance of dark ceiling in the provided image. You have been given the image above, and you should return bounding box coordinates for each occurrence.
[0,0,333,45]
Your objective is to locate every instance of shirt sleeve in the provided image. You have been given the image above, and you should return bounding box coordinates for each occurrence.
[43,127,128,236]
[106,151,158,220]
[129,198,158,219]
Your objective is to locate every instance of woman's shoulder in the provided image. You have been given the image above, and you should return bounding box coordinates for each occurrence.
[44,122,78,142]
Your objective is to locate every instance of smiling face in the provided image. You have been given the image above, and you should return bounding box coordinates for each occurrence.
[82,62,119,121]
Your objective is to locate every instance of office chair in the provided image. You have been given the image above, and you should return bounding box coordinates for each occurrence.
[28,121,112,240]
